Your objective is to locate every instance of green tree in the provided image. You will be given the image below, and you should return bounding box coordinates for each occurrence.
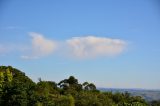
[0,66,150,106]
[58,76,82,95]
[0,66,35,106]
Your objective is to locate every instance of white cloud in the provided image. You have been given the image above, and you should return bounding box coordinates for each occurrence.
[22,32,57,59]
[66,36,126,58]
[0,32,127,59]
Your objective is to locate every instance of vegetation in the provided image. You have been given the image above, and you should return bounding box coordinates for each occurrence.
[0,66,159,106]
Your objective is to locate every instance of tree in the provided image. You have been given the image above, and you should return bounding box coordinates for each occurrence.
[83,82,96,91]
[0,66,35,106]
[58,76,82,94]
[58,76,78,88]
[0,66,150,106]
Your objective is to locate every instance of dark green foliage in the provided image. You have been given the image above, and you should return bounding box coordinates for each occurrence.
[0,66,157,106]
[58,76,82,91]
[83,82,96,91]
[0,66,35,105]
[0,66,36,106]
[150,100,160,106]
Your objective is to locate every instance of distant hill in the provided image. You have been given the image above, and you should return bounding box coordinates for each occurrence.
[98,88,160,101]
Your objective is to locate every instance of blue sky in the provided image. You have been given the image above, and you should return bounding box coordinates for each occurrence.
[0,0,160,89]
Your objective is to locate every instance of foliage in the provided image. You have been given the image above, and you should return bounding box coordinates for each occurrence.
[0,66,158,106]
[150,100,160,106]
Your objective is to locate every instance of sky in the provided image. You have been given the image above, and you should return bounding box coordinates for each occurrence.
[0,0,160,89]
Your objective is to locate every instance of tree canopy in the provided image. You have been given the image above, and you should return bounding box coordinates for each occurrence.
[0,66,158,106]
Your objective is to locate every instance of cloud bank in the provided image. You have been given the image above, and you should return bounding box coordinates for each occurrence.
[0,32,127,59]
[66,36,126,58]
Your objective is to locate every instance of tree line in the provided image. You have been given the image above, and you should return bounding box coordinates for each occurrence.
[0,66,159,106]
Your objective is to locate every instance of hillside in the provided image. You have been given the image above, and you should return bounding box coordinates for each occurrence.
[0,66,159,106]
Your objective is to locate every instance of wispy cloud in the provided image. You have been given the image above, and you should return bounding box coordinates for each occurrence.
[21,32,57,59]
[66,36,126,58]
[0,26,24,30]
[0,44,27,55]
